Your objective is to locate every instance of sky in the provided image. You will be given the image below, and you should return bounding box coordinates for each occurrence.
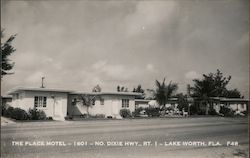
[1,0,249,98]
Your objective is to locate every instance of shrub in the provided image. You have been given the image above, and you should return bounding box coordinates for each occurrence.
[242,111,248,116]
[4,106,15,118]
[132,107,144,117]
[12,108,29,120]
[1,104,7,116]
[64,116,73,120]
[145,108,160,117]
[46,117,53,120]
[208,107,218,115]
[28,108,46,120]
[120,109,131,118]
[189,105,198,115]
[219,106,234,117]
[107,116,113,119]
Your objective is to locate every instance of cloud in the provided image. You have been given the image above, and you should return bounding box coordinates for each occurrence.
[125,1,177,36]
[91,60,139,81]
[1,1,249,98]
[25,71,45,84]
[146,63,158,73]
[185,71,202,80]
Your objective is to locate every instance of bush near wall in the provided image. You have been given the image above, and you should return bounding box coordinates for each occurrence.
[145,107,160,117]
[28,108,46,120]
[208,106,218,115]
[219,106,234,117]
[4,106,15,118]
[4,107,29,120]
[12,108,30,120]
[132,107,144,117]
[120,109,131,118]
[3,107,47,120]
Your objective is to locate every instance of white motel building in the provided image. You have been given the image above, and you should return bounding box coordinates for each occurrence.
[6,87,249,120]
[7,87,141,120]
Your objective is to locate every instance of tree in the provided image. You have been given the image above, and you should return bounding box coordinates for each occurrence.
[176,93,189,112]
[121,86,124,92]
[190,69,232,115]
[78,94,96,118]
[92,84,101,92]
[133,84,145,99]
[1,30,17,78]
[154,78,178,110]
[224,89,243,98]
[117,86,128,92]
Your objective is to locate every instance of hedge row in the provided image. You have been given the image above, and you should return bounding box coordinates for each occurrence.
[3,107,47,120]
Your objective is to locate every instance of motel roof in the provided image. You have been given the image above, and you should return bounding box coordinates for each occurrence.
[8,87,74,94]
[7,87,142,96]
[69,91,142,96]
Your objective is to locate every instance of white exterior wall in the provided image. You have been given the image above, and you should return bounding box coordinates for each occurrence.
[228,103,247,112]
[68,94,136,118]
[10,91,68,120]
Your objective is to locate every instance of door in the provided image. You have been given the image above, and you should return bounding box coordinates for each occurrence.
[53,97,63,117]
[111,100,119,117]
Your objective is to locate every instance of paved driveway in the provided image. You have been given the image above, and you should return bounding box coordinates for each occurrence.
[1,117,248,158]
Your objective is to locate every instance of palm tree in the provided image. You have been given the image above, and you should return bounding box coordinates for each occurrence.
[190,78,215,115]
[155,78,178,111]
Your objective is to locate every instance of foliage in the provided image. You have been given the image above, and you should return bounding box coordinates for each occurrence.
[154,78,178,108]
[78,94,96,117]
[1,30,17,78]
[1,103,7,115]
[65,116,73,120]
[223,89,243,98]
[133,85,144,93]
[219,106,234,117]
[117,85,128,92]
[133,85,145,99]
[4,106,15,118]
[145,107,160,117]
[28,108,46,120]
[4,107,29,120]
[191,69,231,98]
[132,107,144,117]
[241,111,247,116]
[220,106,234,116]
[12,108,30,120]
[189,104,199,115]
[120,109,131,118]
[3,106,46,120]
[208,106,218,115]
[190,69,232,115]
[176,93,189,111]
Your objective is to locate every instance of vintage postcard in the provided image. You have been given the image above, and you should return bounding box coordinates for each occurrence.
[1,0,249,158]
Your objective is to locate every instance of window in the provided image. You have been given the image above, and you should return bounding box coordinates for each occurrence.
[122,99,129,108]
[43,97,47,107]
[34,96,47,107]
[100,98,104,105]
[34,96,38,107]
